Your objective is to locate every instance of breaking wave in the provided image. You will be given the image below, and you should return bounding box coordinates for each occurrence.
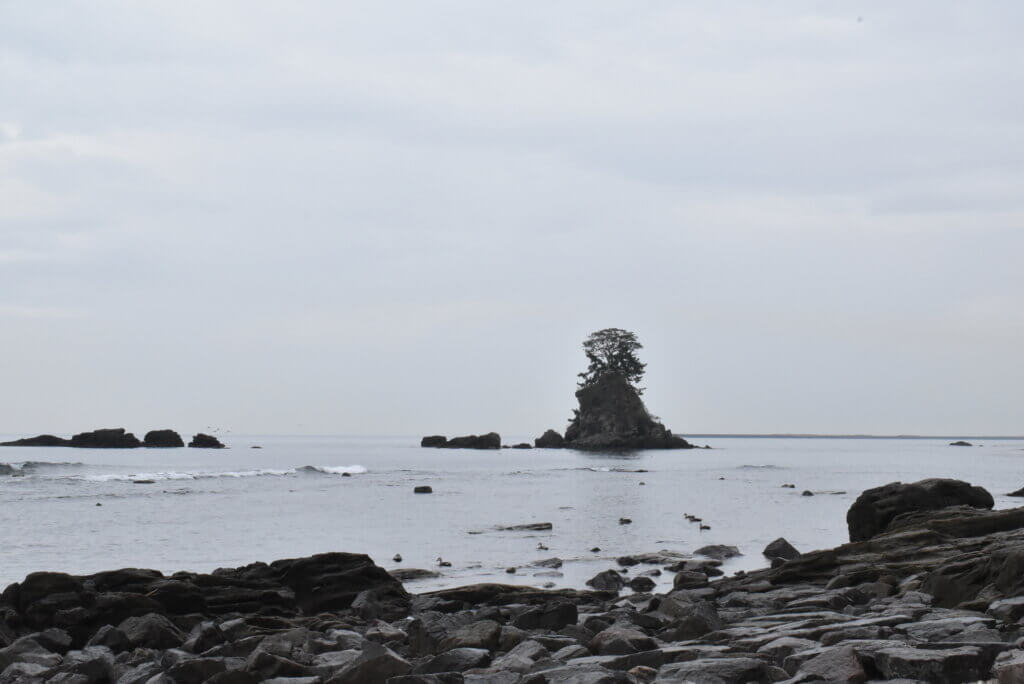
[73,465,367,483]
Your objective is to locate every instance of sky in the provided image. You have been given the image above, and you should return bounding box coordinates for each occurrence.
[2,2,1023,437]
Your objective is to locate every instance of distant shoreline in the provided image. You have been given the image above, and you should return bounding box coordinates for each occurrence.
[687,433,1024,440]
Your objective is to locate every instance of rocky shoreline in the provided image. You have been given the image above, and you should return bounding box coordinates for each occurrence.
[2,479,1024,682]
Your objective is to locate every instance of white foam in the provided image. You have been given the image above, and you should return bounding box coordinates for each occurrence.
[304,465,368,475]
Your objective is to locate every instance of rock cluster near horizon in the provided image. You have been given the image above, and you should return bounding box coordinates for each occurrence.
[4,478,1023,680]
[1,428,225,449]
[420,434,501,449]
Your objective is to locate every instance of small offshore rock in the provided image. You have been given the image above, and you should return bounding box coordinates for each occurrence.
[143,429,184,448]
[694,544,741,560]
[414,486,433,494]
[950,440,973,446]
[189,433,225,448]
[534,429,565,448]
[802,490,814,496]
[421,435,447,447]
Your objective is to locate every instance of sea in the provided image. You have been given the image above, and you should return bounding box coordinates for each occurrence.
[1,434,1022,595]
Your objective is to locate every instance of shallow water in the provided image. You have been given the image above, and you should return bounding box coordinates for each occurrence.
[1,435,1021,594]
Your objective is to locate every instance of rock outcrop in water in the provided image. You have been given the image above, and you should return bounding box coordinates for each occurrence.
[7,478,1024,681]
[0,434,70,447]
[419,433,501,449]
[188,433,226,449]
[564,373,693,450]
[69,428,142,449]
[143,430,185,448]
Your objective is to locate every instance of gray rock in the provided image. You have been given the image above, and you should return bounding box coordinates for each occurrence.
[325,642,413,683]
[437,620,501,651]
[693,544,741,560]
[118,614,185,650]
[588,626,656,656]
[796,645,866,683]
[656,656,767,683]
[413,648,491,674]
[764,537,801,560]
[164,657,229,684]
[86,625,131,653]
[585,570,624,592]
[511,602,578,631]
[873,645,990,682]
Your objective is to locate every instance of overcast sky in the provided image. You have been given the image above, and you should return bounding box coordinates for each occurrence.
[2,2,1022,437]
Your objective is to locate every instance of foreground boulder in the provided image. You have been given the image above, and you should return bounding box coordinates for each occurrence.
[69,428,142,448]
[564,373,692,450]
[189,433,226,448]
[846,478,994,541]
[143,430,185,448]
[1,552,409,645]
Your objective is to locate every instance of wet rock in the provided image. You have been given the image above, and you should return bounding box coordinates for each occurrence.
[588,626,656,655]
[511,601,577,631]
[0,434,70,447]
[497,522,553,531]
[534,430,565,449]
[143,430,185,448]
[846,478,994,542]
[443,434,501,449]
[189,433,226,448]
[326,641,411,683]
[873,645,990,682]
[672,571,709,590]
[391,569,441,582]
[694,545,741,560]
[414,647,491,674]
[118,613,185,649]
[763,537,801,561]
[628,577,656,593]
[586,570,624,592]
[437,620,501,651]
[70,428,142,448]
[657,656,768,683]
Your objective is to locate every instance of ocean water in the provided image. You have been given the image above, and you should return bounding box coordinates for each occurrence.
[1,435,1022,595]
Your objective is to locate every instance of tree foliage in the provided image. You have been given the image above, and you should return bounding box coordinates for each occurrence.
[577,328,646,392]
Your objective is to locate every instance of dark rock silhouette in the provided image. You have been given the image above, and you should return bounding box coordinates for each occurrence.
[143,430,185,448]
[445,433,500,449]
[563,373,692,450]
[420,435,447,447]
[763,537,801,561]
[949,440,973,446]
[69,428,141,449]
[188,433,225,448]
[534,429,565,448]
[0,434,70,447]
[846,478,994,542]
